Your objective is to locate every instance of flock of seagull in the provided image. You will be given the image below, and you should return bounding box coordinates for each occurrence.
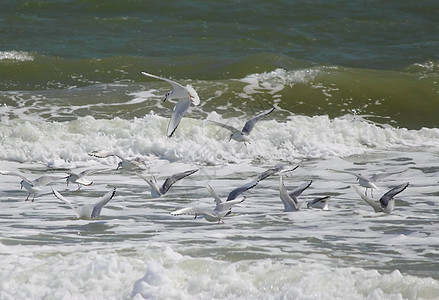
[0,72,410,223]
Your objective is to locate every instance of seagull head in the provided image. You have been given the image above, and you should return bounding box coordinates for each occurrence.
[164,91,173,102]
[66,175,73,186]
[20,180,24,190]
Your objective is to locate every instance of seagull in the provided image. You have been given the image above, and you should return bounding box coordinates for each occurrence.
[141,72,200,137]
[328,169,382,197]
[352,182,409,214]
[226,179,260,201]
[209,107,275,144]
[307,196,331,210]
[279,176,312,211]
[66,168,108,190]
[137,169,199,198]
[0,171,66,202]
[52,187,116,219]
[257,164,299,181]
[171,183,245,223]
[88,150,147,171]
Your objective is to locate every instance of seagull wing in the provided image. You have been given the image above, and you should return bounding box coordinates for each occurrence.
[91,187,116,218]
[33,175,65,187]
[216,196,245,213]
[186,84,200,106]
[279,176,299,211]
[0,171,28,181]
[289,180,312,199]
[226,179,259,201]
[352,185,383,213]
[328,169,362,179]
[307,196,330,209]
[52,188,81,218]
[171,206,212,217]
[141,72,188,100]
[78,168,108,177]
[167,97,191,137]
[88,150,123,160]
[379,182,409,207]
[369,171,403,182]
[257,164,299,181]
[160,169,199,195]
[205,183,223,206]
[241,107,275,135]
[208,120,241,135]
[74,177,93,186]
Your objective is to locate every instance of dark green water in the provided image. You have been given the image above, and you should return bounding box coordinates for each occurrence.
[1,0,438,128]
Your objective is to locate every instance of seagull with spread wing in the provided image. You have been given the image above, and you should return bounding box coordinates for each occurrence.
[171,183,245,224]
[52,187,116,219]
[137,169,199,198]
[141,72,200,137]
[88,150,147,171]
[0,171,66,202]
[66,168,109,190]
[209,107,275,144]
[279,176,312,212]
[352,182,409,214]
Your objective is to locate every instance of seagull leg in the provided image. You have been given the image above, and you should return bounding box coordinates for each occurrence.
[25,193,30,201]
[31,194,35,202]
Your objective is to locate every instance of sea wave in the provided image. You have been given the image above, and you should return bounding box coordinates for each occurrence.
[0,51,34,62]
[1,114,438,167]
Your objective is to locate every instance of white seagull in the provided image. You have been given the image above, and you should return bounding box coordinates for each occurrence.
[137,169,199,198]
[279,176,312,211]
[307,196,331,210]
[88,150,147,171]
[66,168,108,190]
[209,107,275,144]
[257,164,299,181]
[226,179,260,201]
[52,187,116,219]
[0,171,66,202]
[171,183,245,223]
[141,72,200,137]
[328,169,381,197]
[352,182,409,214]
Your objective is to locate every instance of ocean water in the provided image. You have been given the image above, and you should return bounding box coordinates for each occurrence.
[1,1,439,299]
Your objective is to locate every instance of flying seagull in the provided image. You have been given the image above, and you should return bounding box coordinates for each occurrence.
[137,169,199,198]
[307,196,331,210]
[0,171,66,202]
[257,164,299,182]
[52,187,116,219]
[328,169,380,197]
[141,72,200,137]
[88,150,147,171]
[171,183,245,223]
[209,107,275,144]
[352,182,409,214]
[66,168,108,190]
[279,176,312,211]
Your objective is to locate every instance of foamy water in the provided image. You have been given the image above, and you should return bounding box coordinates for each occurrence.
[1,107,439,299]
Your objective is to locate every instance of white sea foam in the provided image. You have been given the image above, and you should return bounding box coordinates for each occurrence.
[1,113,438,167]
[0,51,34,62]
[238,68,320,96]
[1,242,437,300]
